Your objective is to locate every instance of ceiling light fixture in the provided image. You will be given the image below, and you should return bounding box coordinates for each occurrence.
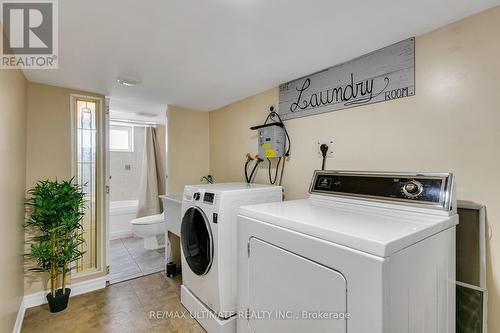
[117,77,140,87]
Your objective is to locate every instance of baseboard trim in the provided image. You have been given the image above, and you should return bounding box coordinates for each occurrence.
[110,230,134,240]
[12,299,25,333]
[23,276,107,309]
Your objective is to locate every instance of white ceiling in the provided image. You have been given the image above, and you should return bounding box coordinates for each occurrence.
[23,0,500,115]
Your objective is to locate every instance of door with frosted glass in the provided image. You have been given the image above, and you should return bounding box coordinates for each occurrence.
[72,96,105,275]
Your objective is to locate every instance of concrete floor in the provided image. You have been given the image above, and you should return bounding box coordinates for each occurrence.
[21,273,205,333]
[109,237,165,284]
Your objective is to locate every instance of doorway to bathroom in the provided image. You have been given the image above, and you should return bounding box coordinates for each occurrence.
[107,114,167,284]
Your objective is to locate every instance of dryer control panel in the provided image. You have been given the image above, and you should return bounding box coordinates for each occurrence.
[310,170,454,210]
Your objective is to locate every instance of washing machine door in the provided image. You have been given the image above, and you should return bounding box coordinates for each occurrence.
[181,206,214,276]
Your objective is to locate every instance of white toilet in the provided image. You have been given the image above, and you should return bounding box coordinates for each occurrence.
[130,213,167,250]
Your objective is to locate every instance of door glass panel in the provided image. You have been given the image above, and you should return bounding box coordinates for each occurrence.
[181,207,213,275]
[73,97,100,273]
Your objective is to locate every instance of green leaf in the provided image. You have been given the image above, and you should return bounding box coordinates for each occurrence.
[24,178,87,275]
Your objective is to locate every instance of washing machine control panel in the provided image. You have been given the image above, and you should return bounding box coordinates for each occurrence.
[203,192,215,204]
[310,171,454,210]
[193,192,201,201]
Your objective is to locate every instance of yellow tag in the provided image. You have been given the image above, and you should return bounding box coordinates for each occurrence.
[265,149,276,158]
[262,143,271,149]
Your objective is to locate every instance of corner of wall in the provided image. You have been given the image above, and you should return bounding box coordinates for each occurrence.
[0,27,28,331]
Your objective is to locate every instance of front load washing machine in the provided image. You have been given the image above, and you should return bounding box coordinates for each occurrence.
[237,170,457,333]
[180,183,282,333]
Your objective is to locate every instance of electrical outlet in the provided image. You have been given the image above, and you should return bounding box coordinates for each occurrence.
[317,139,335,158]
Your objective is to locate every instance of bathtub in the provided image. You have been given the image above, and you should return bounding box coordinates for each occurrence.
[109,200,138,240]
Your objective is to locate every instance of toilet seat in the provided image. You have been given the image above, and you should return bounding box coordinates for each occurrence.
[130,213,165,225]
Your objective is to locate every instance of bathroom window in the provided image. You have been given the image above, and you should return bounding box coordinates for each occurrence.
[109,124,134,152]
[71,95,104,275]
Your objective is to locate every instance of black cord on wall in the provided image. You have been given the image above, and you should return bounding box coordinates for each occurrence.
[320,144,329,170]
[244,159,251,183]
[244,154,254,183]
[268,157,281,185]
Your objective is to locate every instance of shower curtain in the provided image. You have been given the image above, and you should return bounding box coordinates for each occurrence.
[137,127,166,218]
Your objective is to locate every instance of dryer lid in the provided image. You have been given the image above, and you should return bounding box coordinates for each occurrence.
[239,198,457,258]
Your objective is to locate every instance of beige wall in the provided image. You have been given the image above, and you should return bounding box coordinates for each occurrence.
[0,41,27,332]
[167,106,210,194]
[25,82,106,294]
[209,6,500,331]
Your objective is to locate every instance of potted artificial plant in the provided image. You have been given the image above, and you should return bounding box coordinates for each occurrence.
[25,179,86,313]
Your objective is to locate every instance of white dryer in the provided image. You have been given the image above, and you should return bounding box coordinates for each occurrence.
[237,171,457,333]
[180,183,282,333]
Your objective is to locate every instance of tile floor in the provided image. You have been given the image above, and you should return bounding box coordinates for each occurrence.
[22,272,205,333]
[109,237,165,284]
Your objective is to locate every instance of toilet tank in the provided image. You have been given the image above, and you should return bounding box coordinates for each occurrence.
[161,194,183,236]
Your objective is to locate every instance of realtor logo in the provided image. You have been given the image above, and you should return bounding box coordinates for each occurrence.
[1,0,58,69]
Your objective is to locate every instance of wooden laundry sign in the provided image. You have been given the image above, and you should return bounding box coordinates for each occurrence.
[278,38,415,120]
